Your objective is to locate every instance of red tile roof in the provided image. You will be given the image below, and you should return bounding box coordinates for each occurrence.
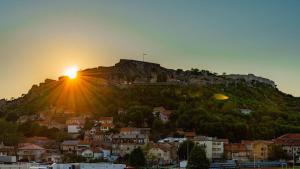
[100,123,113,127]
[224,143,248,152]
[278,133,300,139]
[120,127,134,133]
[153,107,172,116]
[184,132,196,138]
[18,143,45,150]
[275,134,300,146]
[99,117,113,121]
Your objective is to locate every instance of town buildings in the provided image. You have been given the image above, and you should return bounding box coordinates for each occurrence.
[274,133,300,158]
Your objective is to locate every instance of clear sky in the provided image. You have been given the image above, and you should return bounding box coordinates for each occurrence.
[0,0,300,99]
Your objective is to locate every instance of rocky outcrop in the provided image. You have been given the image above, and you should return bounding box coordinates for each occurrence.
[78,59,276,88]
[224,74,276,87]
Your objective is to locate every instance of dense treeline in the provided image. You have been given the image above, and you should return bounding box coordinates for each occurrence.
[1,79,300,144]
[0,119,71,146]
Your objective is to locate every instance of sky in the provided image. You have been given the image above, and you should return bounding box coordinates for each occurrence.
[0,0,300,99]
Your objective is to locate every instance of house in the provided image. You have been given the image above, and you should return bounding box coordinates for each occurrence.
[0,142,16,163]
[274,133,300,158]
[242,140,273,161]
[77,141,91,155]
[93,146,111,159]
[17,143,46,162]
[60,140,80,154]
[224,143,251,162]
[44,153,61,163]
[240,109,252,115]
[81,149,94,158]
[112,128,150,157]
[184,132,196,139]
[66,117,85,134]
[147,143,177,165]
[98,117,114,132]
[193,136,226,160]
[153,107,172,122]
[119,127,151,135]
[24,136,58,149]
[158,137,187,144]
[112,134,149,157]
[117,108,127,115]
[0,142,15,156]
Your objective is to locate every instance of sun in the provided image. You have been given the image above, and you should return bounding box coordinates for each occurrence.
[64,66,79,79]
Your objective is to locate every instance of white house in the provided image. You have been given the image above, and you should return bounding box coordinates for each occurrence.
[158,137,187,143]
[66,117,85,134]
[98,117,114,132]
[193,136,227,160]
[17,143,46,162]
[81,149,93,158]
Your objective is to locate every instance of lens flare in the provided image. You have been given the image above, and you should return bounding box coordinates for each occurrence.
[64,66,79,79]
[214,93,229,100]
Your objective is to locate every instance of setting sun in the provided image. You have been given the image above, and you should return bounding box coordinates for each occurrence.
[64,66,79,79]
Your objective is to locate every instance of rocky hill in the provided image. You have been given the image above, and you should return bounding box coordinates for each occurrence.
[74,59,276,86]
[0,59,299,142]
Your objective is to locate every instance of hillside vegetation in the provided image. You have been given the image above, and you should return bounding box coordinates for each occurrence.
[0,59,300,144]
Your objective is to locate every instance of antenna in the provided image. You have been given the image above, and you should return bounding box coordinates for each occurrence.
[142,52,148,62]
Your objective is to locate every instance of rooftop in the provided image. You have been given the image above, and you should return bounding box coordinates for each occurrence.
[18,143,45,150]
[61,140,80,145]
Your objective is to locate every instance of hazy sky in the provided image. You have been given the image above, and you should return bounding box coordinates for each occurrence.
[1,0,300,98]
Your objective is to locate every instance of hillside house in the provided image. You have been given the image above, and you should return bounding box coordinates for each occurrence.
[0,142,15,156]
[224,143,251,162]
[274,133,300,158]
[193,136,227,160]
[112,128,150,157]
[242,140,273,161]
[77,141,91,155]
[66,117,85,134]
[60,140,80,154]
[147,143,177,165]
[98,117,114,132]
[17,143,46,162]
[153,107,172,122]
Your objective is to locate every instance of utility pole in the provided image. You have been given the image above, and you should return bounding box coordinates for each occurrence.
[187,141,189,161]
[293,147,295,169]
[254,153,256,168]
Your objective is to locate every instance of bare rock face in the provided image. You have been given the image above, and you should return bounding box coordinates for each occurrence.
[81,59,176,84]
[78,59,276,87]
[224,74,276,87]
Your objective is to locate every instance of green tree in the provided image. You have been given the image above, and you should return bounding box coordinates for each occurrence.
[268,144,290,161]
[84,118,94,130]
[5,112,18,122]
[0,119,22,145]
[187,145,210,169]
[178,140,195,160]
[127,105,154,127]
[157,73,167,82]
[128,147,146,168]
